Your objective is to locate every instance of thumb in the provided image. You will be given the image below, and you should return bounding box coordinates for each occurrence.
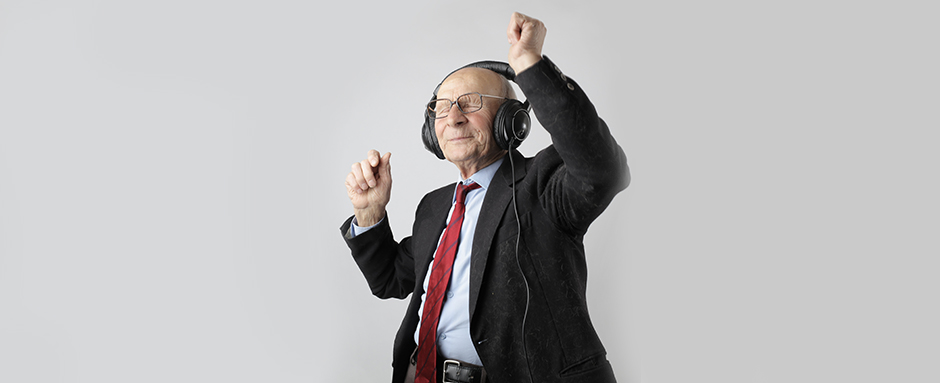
[380,152,392,177]
[507,12,524,44]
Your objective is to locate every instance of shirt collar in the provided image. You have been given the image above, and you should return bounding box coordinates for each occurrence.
[457,157,503,192]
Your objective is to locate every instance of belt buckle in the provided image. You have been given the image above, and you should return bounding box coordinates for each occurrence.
[442,359,461,383]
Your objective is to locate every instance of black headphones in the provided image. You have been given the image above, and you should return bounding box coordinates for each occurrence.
[422,61,531,160]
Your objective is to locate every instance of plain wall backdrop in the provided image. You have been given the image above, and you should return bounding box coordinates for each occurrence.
[1,1,937,382]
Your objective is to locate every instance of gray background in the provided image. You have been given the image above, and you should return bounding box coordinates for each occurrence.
[1,0,936,382]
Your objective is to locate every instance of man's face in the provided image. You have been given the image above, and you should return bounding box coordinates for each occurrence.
[434,68,506,169]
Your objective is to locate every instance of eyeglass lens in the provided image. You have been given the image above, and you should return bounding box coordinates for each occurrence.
[428,93,484,119]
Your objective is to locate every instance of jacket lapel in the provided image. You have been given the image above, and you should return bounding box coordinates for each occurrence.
[468,150,526,320]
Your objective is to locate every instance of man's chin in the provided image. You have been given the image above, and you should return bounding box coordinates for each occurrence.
[445,155,470,165]
[443,149,475,163]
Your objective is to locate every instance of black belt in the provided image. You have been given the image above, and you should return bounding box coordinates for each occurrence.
[407,348,487,383]
[442,359,486,383]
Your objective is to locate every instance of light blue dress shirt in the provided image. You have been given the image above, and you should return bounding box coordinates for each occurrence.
[351,158,503,366]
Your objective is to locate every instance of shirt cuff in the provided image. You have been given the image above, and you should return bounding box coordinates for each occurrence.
[349,216,383,238]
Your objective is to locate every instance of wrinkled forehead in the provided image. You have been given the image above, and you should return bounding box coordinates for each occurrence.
[436,67,504,99]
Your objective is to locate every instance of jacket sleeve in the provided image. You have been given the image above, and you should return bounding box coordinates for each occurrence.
[515,55,630,235]
[340,215,416,300]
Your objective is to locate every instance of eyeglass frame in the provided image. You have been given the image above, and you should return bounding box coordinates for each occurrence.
[426,92,509,119]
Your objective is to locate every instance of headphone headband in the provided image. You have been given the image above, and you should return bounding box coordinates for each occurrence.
[432,61,517,96]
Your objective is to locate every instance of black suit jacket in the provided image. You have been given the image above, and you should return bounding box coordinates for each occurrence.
[341,57,630,383]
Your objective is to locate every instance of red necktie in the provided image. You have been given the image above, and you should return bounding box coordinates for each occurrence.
[415,181,481,383]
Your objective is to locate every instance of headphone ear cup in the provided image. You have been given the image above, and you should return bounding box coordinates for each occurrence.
[422,114,446,160]
[493,99,530,150]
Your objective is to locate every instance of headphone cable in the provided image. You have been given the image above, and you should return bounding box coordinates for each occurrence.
[508,141,534,383]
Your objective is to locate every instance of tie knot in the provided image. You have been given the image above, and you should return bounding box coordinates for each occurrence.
[456,182,481,204]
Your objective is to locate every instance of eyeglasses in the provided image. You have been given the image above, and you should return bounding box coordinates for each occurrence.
[426,92,508,119]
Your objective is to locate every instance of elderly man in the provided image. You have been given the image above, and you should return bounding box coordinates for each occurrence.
[341,12,629,383]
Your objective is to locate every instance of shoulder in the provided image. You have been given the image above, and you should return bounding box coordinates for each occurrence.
[524,145,564,178]
[425,182,456,200]
[415,182,457,214]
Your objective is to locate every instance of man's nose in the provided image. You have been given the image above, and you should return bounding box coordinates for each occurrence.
[443,103,468,126]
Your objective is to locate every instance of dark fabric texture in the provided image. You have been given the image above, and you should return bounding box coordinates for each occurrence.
[341,56,630,383]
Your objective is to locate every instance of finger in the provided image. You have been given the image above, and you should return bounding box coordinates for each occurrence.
[359,158,377,188]
[351,162,369,191]
[367,149,381,167]
[518,14,544,45]
[346,172,362,194]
